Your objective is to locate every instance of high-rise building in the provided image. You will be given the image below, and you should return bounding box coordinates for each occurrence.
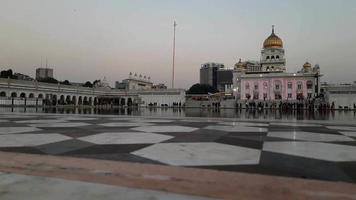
[200,62,224,90]
[36,68,53,80]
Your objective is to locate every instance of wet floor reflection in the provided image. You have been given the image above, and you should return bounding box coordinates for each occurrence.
[0,106,355,121]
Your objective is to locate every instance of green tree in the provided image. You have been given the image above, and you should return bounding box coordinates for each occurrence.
[186,83,218,94]
[82,81,93,88]
[0,69,14,78]
[61,80,71,85]
[38,77,59,84]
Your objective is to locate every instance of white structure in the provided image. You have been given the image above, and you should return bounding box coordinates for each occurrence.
[36,68,53,80]
[322,82,356,109]
[116,72,153,90]
[0,78,185,107]
[233,26,321,101]
[139,89,185,107]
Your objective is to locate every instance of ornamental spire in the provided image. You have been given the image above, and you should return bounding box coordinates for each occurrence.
[272,25,275,34]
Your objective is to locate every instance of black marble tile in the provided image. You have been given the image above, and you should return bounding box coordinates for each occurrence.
[259,151,354,182]
[67,153,165,165]
[63,143,152,155]
[0,147,45,155]
[36,139,94,155]
[215,135,263,149]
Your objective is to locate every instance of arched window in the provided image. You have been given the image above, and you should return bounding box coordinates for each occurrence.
[307,80,313,89]
[29,93,34,98]
[0,91,6,97]
[20,93,26,98]
[254,82,259,90]
[297,81,303,90]
[11,92,17,97]
[276,55,279,59]
[271,56,275,59]
[266,56,270,60]
[266,66,270,71]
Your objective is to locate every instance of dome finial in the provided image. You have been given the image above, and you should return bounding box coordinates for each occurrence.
[272,25,275,34]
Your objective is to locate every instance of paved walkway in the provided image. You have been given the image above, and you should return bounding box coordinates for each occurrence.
[1,113,356,183]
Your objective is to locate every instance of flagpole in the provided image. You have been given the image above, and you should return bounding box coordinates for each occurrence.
[172,21,177,88]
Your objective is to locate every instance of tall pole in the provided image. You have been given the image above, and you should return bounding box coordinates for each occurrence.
[172,21,177,88]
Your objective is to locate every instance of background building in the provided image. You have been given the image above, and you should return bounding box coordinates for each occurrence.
[200,62,224,90]
[115,72,153,90]
[216,68,233,92]
[36,68,53,80]
[322,82,356,109]
[233,27,321,101]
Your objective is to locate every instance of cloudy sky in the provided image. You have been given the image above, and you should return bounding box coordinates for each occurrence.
[0,0,355,88]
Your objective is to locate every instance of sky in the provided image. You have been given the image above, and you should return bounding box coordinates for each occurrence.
[0,0,356,89]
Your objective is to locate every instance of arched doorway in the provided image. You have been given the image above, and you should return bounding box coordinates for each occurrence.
[52,95,57,106]
[66,95,71,104]
[72,96,77,105]
[88,97,92,105]
[120,98,126,106]
[78,96,83,105]
[127,98,133,106]
[83,96,88,105]
[60,95,65,105]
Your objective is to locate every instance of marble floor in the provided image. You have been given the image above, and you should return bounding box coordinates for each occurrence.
[1,113,356,183]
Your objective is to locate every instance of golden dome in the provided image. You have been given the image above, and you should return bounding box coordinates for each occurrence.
[263,26,283,48]
[303,62,312,68]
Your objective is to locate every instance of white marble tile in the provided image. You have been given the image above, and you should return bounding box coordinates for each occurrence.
[339,131,356,137]
[99,122,154,127]
[204,125,267,133]
[60,117,98,121]
[0,173,213,200]
[0,133,71,147]
[218,122,269,127]
[326,126,356,131]
[263,141,356,162]
[132,125,198,133]
[0,127,42,135]
[0,115,35,119]
[30,122,90,128]
[78,132,173,144]
[270,122,322,127]
[132,142,261,166]
[268,131,354,142]
[130,119,175,123]
[15,119,67,124]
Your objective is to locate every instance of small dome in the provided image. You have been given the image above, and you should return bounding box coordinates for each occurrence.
[234,58,245,70]
[263,26,283,49]
[303,62,312,68]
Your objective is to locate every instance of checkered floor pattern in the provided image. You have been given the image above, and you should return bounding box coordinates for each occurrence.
[1,114,356,183]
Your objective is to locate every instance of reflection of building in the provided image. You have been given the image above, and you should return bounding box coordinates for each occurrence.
[322,82,356,109]
[36,68,53,80]
[115,72,153,90]
[233,26,321,101]
[200,63,224,90]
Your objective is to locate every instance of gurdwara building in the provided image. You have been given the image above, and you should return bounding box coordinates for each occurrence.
[233,26,322,101]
